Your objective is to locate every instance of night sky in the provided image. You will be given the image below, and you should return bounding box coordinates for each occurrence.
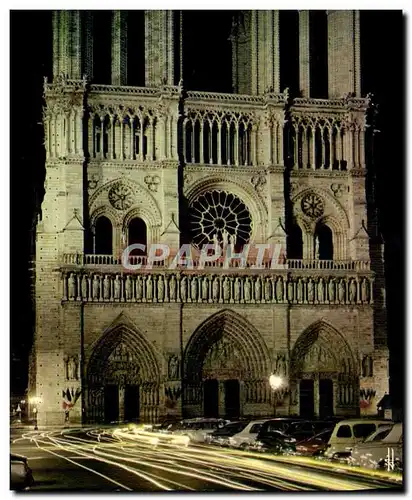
[10,11,404,410]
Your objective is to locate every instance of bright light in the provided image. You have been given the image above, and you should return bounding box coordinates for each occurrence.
[269,374,283,390]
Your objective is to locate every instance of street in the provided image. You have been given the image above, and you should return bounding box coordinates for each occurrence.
[10,426,403,492]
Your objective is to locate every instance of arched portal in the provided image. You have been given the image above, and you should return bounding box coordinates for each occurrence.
[289,321,358,418]
[86,324,160,424]
[183,310,271,419]
[95,216,113,255]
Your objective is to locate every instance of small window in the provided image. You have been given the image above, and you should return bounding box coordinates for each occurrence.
[353,423,376,439]
[250,424,262,434]
[336,425,352,438]
[371,428,391,441]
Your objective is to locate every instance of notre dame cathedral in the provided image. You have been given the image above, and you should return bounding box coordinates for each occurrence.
[31,10,389,425]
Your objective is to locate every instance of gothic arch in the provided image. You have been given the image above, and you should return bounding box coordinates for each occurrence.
[184,309,271,381]
[184,176,268,242]
[90,205,120,228]
[290,320,357,378]
[88,177,162,229]
[122,206,161,244]
[87,318,161,385]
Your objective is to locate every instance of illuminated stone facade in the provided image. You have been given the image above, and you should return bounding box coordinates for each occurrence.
[31,10,388,425]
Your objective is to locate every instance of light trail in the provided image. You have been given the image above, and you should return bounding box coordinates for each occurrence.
[13,427,402,492]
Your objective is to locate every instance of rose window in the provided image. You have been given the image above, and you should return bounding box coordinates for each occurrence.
[301,193,324,219]
[108,182,134,211]
[189,190,253,248]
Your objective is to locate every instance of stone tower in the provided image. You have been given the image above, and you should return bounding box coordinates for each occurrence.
[32,10,388,425]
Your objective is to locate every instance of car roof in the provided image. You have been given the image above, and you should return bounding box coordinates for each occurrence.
[334,419,391,425]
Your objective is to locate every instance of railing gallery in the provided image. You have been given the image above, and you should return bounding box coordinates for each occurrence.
[61,272,373,305]
[62,253,370,271]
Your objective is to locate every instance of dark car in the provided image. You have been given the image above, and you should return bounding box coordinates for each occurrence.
[295,428,334,456]
[10,454,34,490]
[206,421,248,446]
[253,420,299,454]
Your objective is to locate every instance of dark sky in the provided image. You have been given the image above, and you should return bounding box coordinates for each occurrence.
[10,11,404,408]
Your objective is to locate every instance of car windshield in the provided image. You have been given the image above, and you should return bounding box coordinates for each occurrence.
[364,426,393,442]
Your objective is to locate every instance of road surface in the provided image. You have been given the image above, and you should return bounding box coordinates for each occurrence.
[10,426,403,492]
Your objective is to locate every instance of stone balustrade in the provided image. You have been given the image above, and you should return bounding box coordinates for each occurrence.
[62,253,370,272]
[62,271,373,305]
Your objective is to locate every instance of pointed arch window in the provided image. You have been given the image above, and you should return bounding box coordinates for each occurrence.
[315,222,333,260]
[94,216,113,255]
[128,217,147,255]
[287,223,303,259]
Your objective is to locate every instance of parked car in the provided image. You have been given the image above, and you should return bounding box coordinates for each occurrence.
[295,428,334,456]
[229,419,268,449]
[350,423,402,470]
[287,420,335,442]
[324,419,391,460]
[173,418,229,443]
[252,428,297,454]
[10,454,34,490]
[206,421,248,446]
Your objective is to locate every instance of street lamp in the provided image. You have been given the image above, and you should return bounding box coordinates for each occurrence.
[269,375,284,417]
[30,397,42,430]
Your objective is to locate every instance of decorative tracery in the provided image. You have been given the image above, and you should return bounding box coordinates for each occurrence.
[189,190,252,248]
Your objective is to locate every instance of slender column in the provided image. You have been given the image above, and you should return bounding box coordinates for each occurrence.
[299,11,310,97]
[217,122,222,165]
[359,127,365,167]
[235,122,239,166]
[348,124,354,169]
[335,126,341,167]
[65,114,70,155]
[294,125,299,169]
[200,121,204,164]
[268,121,273,165]
[129,117,134,160]
[209,121,213,164]
[110,115,115,159]
[311,126,317,169]
[59,115,64,157]
[100,116,105,159]
[321,127,326,168]
[120,119,124,159]
[140,118,145,161]
[328,127,334,168]
[191,120,195,163]
[182,119,187,162]
[227,124,230,165]
[147,117,152,161]
[252,126,258,166]
[273,122,278,165]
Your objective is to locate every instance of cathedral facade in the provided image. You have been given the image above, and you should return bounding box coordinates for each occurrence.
[31,10,389,425]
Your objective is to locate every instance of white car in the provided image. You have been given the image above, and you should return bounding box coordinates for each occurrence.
[350,423,403,470]
[173,418,229,443]
[229,420,267,449]
[324,419,391,459]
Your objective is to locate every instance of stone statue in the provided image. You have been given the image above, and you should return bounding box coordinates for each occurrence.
[234,277,240,302]
[361,278,369,303]
[114,275,121,300]
[190,276,198,301]
[314,236,320,260]
[296,278,302,303]
[67,356,78,380]
[136,276,142,300]
[244,277,251,302]
[317,278,324,303]
[157,275,164,302]
[202,276,209,301]
[212,277,219,301]
[276,277,283,301]
[125,275,133,301]
[264,278,271,301]
[212,233,219,250]
[287,279,294,302]
[222,229,229,247]
[223,277,230,301]
[349,279,357,303]
[338,279,346,303]
[92,275,100,300]
[180,276,187,302]
[328,278,335,302]
[146,276,153,301]
[169,275,176,301]
[307,278,314,302]
[68,273,76,300]
[81,274,88,300]
[168,355,179,380]
[254,277,261,302]
[229,233,236,247]
[103,275,111,300]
